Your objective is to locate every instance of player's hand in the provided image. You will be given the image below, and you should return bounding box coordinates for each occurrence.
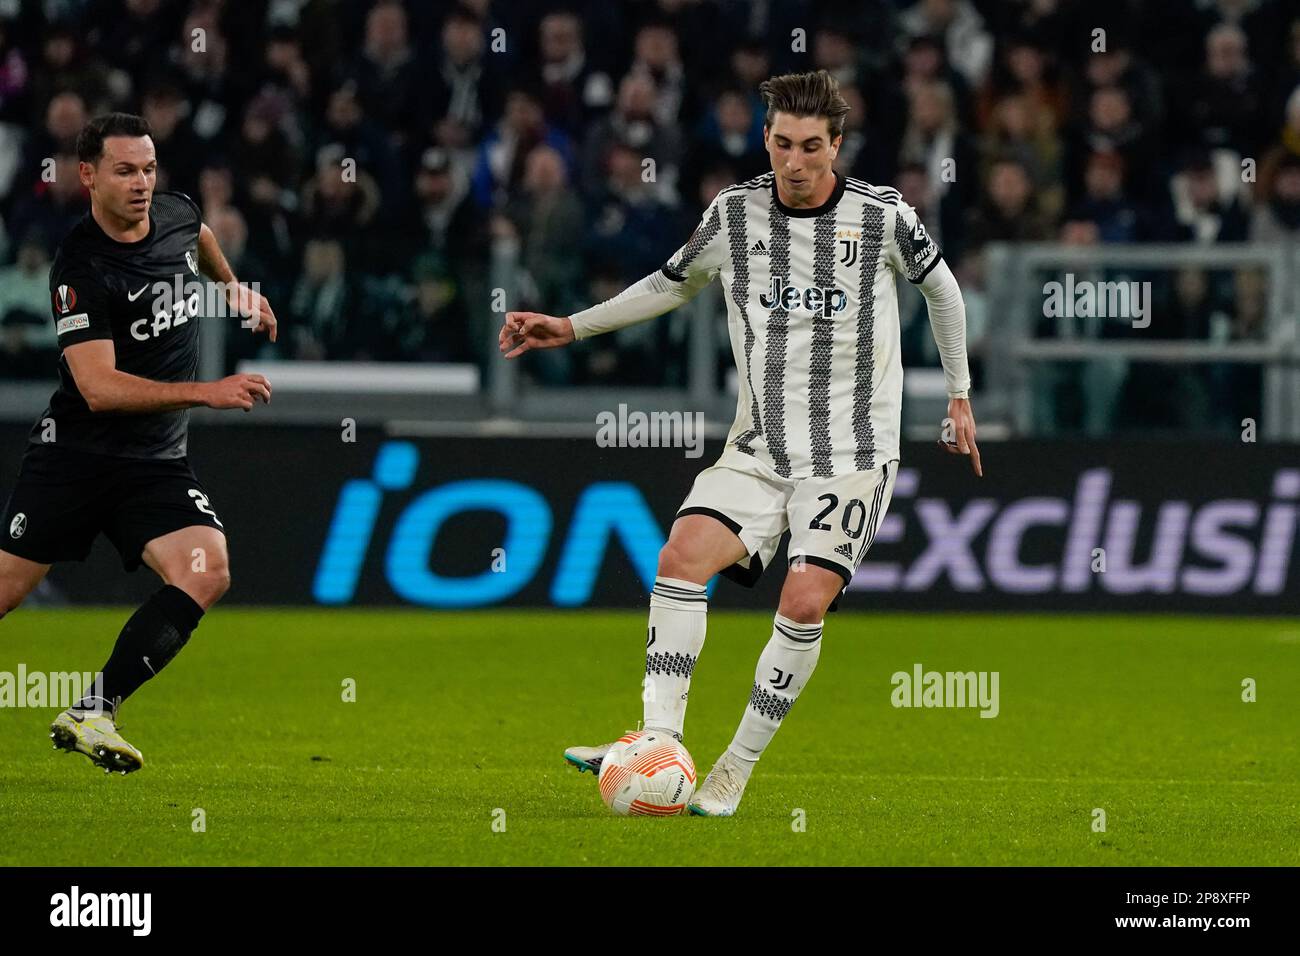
[204,373,272,412]
[499,312,574,359]
[940,397,982,477]
[229,283,278,343]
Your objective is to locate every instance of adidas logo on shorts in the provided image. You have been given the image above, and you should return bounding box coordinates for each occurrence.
[834,542,854,560]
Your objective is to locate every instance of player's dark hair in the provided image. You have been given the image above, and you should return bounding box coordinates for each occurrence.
[77,112,152,165]
[758,69,850,142]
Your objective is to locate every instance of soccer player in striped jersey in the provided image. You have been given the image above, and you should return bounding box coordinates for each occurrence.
[500,70,981,816]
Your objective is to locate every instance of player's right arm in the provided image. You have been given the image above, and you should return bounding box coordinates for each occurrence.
[51,259,271,413]
[64,340,271,412]
[499,194,728,360]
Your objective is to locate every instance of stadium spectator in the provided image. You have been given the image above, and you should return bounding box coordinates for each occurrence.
[349,0,422,145]
[1251,153,1300,240]
[978,35,1067,136]
[0,17,31,127]
[965,155,1054,249]
[231,89,302,208]
[0,235,54,379]
[534,10,614,138]
[28,24,116,121]
[497,144,586,318]
[141,82,204,198]
[1072,38,1164,143]
[898,80,976,250]
[258,25,316,113]
[375,252,472,364]
[1064,84,1156,200]
[1177,22,1267,156]
[6,153,86,254]
[1257,84,1300,199]
[300,143,381,265]
[316,81,403,217]
[584,140,680,286]
[172,5,235,142]
[470,86,574,209]
[1068,152,1145,243]
[18,90,85,191]
[628,22,688,128]
[980,92,1063,219]
[397,146,483,272]
[899,0,994,89]
[1161,149,1249,243]
[684,87,767,203]
[581,72,684,205]
[429,4,503,151]
[287,238,356,360]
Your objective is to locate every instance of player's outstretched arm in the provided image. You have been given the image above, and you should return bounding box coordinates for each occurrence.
[197,223,277,343]
[64,340,272,413]
[499,264,717,361]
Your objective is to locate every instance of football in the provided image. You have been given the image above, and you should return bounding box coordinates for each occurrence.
[597,731,697,816]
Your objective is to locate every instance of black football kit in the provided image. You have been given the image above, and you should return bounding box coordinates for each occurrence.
[1,191,224,571]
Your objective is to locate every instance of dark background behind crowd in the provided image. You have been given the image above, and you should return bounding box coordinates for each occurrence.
[0,0,1297,433]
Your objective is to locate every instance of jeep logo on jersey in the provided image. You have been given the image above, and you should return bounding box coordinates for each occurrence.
[759,277,848,316]
[9,512,26,539]
[53,285,77,314]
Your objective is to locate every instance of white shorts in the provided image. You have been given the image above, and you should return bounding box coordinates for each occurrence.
[676,446,899,592]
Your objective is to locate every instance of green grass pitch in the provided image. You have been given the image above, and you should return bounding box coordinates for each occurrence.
[0,608,1296,866]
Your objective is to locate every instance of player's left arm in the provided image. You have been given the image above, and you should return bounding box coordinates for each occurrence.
[887,202,981,477]
[197,223,277,343]
[916,259,981,477]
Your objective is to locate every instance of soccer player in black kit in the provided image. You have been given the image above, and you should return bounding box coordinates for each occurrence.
[0,113,278,774]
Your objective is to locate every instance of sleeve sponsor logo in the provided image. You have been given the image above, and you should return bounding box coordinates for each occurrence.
[912,220,932,252]
[56,313,90,336]
[53,285,77,314]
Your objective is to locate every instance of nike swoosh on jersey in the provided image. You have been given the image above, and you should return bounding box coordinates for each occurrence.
[127,284,150,301]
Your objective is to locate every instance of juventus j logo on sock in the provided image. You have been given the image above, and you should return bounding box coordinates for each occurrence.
[646,626,656,648]
[769,667,793,691]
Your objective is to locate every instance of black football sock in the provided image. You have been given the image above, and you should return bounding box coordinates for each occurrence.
[75,585,205,711]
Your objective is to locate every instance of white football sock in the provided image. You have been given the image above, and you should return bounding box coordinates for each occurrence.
[727,613,823,763]
[642,576,708,739]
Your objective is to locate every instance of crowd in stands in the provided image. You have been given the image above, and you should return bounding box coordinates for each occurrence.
[1,0,1298,431]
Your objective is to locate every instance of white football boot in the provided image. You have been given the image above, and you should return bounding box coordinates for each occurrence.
[563,740,616,776]
[564,729,652,776]
[687,750,753,816]
[50,699,144,775]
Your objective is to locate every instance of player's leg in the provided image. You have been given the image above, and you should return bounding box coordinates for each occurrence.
[691,461,899,816]
[0,550,52,620]
[1,445,103,616]
[53,525,228,774]
[688,564,842,816]
[563,514,748,774]
[640,513,747,735]
[565,455,788,775]
[74,524,227,715]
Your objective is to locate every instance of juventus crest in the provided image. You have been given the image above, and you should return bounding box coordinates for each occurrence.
[836,227,862,267]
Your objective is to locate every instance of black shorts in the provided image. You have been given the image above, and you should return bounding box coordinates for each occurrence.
[1,444,224,572]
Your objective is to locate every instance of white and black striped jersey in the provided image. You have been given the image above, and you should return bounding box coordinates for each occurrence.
[662,170,942,478]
